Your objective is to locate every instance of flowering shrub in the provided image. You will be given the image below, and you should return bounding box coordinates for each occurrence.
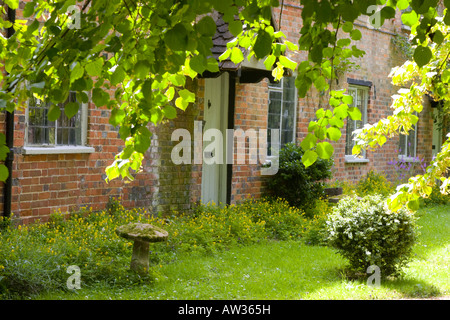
[325,194,418,276]
[355,170,394,197]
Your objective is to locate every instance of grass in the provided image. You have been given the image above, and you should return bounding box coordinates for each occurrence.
[34,204,449,300]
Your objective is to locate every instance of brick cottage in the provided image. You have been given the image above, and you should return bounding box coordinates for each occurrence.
[1,1,445,224]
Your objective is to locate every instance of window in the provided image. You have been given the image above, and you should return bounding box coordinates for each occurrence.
[345,85,369,161]
[24,92,94,154]
[398,119,417,160]
[267,76,297,155]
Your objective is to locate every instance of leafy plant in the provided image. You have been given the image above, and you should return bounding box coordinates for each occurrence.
[355,170,395,197]
[325,194,418,277]
[265,143,333,214]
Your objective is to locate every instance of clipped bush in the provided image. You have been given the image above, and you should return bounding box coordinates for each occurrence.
[355,170,394,197]
[265,142,333,213]
[325,194,418,276]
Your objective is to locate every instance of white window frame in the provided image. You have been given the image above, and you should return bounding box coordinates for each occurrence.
[267,76,298,158]
[23,92,94,155]
[345,85,369,163]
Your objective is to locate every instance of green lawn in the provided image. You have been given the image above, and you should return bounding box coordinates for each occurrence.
[36,204,450,300]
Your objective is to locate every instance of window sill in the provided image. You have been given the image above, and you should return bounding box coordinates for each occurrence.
[345,156,369,164]
[22,146,95,155]
[397,156,420,163]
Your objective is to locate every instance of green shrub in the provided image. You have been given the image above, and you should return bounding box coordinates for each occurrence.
[355,170,394,197]
[302,197,332,246]
[424,185,450,206]
[324,194,418,276]
[265,142,333,213]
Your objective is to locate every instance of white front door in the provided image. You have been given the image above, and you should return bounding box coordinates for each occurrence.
[201,73,229,205]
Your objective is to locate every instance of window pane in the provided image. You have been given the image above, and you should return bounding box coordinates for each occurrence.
[27,92,83,147]
[345,87,367,156]
[268,91,282,115]
[407,131,416,157]
[399,133,406,156]
[267,77,297,155]
[27,97,55,145]
[57,92,82,146]
[345,119,356,155]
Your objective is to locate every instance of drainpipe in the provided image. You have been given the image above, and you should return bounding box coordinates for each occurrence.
[3,6,16,218]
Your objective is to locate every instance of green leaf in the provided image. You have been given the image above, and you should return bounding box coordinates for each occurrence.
[230,47,244,64]
[342,94,353,105]
[70,62,84,83]
[401,11,419,27]
[23,1,35,17]
[0,164,9,182]
[64,102,80,119]
[316,108,325,119]
[300,133,318,151]
[196,16,217,37]
[313,76,328,91]
[92,88,109,107]
[109,108,126,126]
[4,0,19,10]
[350,29,362,41]
[407,198,420,211]
[229,20,243,36]
[310,43,323,63]
[253,30,272,59]
[397,0,410,10]
[162,105,177,119]
[47,104,61,122]
[189,54,207,74]
[176,89,195,110]
[49,89,65,103]
[342,21,353,33]
[316,141,334,160]
[134,60,150,79]
[333,104,348,119]
[431,30,445,45]
[326,127,342,141]
[264,55,276,70]
[377,134,387,146]
[134,127,152,154]
[348,107,362,121]
[337,38,351,47]
[414,46,432,68]
[340,4,359,22]
[85,58,104,77]
[302,150,318,168]
[165,23,189,51]
[111,66,126,86]
[279,55,297,71]
[206,57,219,72]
